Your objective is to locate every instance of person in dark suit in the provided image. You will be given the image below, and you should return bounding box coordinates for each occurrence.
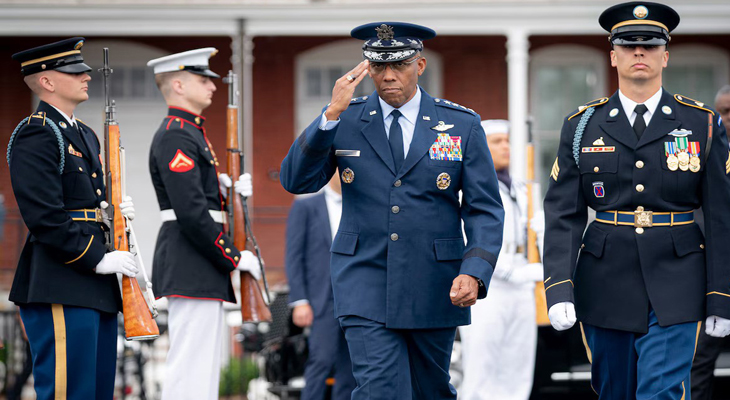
[285,176,356,400]
[690,84,730,400]
[280,22,504,400]
[147,48,261,400]
[7,38,138,400]
[543,3,730,399]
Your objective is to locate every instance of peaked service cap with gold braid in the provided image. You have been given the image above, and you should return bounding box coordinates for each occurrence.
[599,2,680,46]
[12,37,91,76]
[147,47,220,79]
[351,22,436,63]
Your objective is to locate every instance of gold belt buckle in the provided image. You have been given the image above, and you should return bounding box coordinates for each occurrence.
[94,207,103,223]
[634,206,653,228]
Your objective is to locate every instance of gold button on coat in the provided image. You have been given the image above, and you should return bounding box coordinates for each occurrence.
[78,167,83,172]
[636,227,644,234]
[92,172,97,178]
[636,184,644,192]
[390,233,399,241]
[394,180,402,187]
[219,240,225,245]
[225,248,231,254]
[96,189,102,196]
[391,206,400,214]
[594,166,600,172]
[700,244,705,249]
[635,160,644,169]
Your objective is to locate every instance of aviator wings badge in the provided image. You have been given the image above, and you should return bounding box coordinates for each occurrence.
[432,121,454,132]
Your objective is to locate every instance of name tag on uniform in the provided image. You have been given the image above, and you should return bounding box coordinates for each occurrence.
[335,150,360,157]
[581,146,615,153]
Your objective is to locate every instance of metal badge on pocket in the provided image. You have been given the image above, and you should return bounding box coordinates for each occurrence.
[335,150,361,157]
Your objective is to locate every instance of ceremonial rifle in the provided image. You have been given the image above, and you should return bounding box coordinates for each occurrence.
[101,48,160,340]
[527,118,550,326]
[223,70,272,323]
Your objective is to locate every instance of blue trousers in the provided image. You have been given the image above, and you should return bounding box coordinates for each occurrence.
[20,304,118,400]
[339,315,457,400]
[581,310,701,400]
[302,312,356,400]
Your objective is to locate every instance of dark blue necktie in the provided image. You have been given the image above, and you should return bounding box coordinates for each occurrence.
[389,110,404,172]
[633,104,648,138]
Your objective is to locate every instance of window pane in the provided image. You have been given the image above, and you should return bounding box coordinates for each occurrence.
[130,68,147,98]
[111,67,126,99]
[664,65,717,104]
[305,68,321,98]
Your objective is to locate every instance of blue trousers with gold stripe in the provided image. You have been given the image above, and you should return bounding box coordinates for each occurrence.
[19,304,117,400]
[581,310,700,400]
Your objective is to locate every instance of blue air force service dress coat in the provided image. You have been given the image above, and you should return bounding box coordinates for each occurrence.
[280,90,504,329]
[543,89,730,333]
[7,101,122,313]
[149,107,239,302]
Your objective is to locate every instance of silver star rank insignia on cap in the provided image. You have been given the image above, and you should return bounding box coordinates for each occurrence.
[432,121,454,132]
[375,24,395,40]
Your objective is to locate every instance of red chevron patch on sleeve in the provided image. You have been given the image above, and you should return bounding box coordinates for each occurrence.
[169,149,195,173]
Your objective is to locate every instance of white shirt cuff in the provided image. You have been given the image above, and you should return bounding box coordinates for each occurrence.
[288,299,310,308]
[319,111,340,130]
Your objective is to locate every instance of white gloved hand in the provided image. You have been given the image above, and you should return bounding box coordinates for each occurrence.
[705,315,730,338]
[236,250,262,281]
[119,196,135,221]
[218,173,233,197]
[548,301,577,331]
[509,263,544,284]
[234,173,253,198]
[95,251,138,277]
[99,196,135,221]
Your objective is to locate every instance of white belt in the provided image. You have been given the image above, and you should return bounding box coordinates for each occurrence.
[160,209,226,224]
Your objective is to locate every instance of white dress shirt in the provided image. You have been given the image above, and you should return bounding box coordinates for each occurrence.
[49,104,77,127]
[319,86,424,158]
[618,87,662,127]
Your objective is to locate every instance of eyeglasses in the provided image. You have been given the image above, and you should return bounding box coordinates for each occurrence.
[369,57,421,74]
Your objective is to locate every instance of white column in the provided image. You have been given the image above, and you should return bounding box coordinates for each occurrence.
[506,29,530,182]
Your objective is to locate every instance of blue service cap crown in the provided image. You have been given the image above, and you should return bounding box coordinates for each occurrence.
[12,37,92,76]
[599,2,680,46]
[351,22,436,63]
[147,47,221,79]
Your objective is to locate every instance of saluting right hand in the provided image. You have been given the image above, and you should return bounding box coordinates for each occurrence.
[95,251,138,277]
[325,60,370,121]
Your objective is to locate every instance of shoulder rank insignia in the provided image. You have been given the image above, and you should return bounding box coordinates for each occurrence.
[434,99,476,115]
[568,97,609,120]
[674,94,715,115]
[350,96,368,104]
[169,149,195,173]
[432,121,454,132]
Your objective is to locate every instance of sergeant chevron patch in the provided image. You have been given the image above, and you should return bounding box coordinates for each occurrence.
[550,157,560,181]
[169,149,195,173]
[726,151,730,174]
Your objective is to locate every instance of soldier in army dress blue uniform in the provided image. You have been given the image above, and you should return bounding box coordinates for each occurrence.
[543,3,730,399]
[7,38,138,400]
[280,22,505,399]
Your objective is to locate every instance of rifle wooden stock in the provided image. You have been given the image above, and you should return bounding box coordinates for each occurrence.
[527,144,550,326]
[106,123,160,340]
[226,105,271,323]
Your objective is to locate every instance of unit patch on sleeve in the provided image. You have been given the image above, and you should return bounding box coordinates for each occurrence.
[169,149,195,173]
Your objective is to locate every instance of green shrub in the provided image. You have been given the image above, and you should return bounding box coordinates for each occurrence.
[219,356,259,396]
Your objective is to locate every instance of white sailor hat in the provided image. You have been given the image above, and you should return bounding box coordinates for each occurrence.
[481,119,510,136]
[147,47,220,78]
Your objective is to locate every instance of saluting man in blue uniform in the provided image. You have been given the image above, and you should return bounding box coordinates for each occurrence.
[280,22,504,399]
[543,3,730,399]
[8,38,138,400]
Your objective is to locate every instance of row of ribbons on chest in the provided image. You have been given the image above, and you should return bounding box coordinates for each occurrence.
[664,136,701,172]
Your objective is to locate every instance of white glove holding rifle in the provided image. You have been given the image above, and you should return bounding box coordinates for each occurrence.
[219,173,253,198]
[237,250,262,281]
[95,251,138,277]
